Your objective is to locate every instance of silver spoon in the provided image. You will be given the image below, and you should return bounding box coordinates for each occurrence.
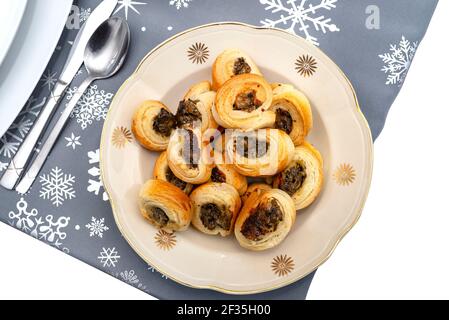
[16,17,130,194]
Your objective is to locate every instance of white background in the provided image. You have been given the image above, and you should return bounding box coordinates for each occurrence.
[1,2,448,300]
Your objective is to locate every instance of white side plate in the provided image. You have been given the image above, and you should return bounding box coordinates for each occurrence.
[0,0,73,138]
[0,0,28,67]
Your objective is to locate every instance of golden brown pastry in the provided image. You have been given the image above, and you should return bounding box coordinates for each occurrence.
[212,74,275,130]
[167,127,213,184]
[153,151,194,194]
[209,164,248,196]
[273,143,324,210]
[212,49,262,91]
[139,179,192,231]
[176,81,218,132]
[270,83,313,146]
[226,129,295,177]
[190,182,242,236]
[235,189,296,251]
[241,183,272,202]
[132,100,177,151]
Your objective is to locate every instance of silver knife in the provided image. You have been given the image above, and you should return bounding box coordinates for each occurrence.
[0,0,118,190]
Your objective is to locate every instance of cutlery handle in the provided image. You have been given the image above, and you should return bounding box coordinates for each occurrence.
[0,81,68,190]
[15,78,94,194]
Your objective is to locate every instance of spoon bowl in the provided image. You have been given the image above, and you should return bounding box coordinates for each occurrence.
[85,16,130,79]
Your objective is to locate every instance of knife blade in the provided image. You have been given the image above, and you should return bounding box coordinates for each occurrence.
[0,0,118,190]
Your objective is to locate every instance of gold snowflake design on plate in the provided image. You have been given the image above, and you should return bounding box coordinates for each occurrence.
[112,126,133,148]
[333,163,356,186]
[187,42,210,64]
[271,255,295,277]
[155,230,177,251]
[295,55,317,77]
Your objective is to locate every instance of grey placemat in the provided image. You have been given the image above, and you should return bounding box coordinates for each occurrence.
[0,0,438,299]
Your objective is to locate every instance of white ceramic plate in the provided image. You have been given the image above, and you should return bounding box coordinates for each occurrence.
[0,0,28,67]
[0,0,73,138]
[101,23,374,294]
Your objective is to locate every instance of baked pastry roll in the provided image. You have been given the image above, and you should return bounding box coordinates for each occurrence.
[226,129,295,177]
[235,189,296,251]
[139,179,192,231]
[270,83,313,146]
[273,142,324,210]
[209,164,248,196]
[241,183,272,202]
[132,100,177,151]
[167,127,213,184]
[212,49,262,91]
[153,151,194,194]
[176,81,217,132]
[190,182,242,237]
[212,74,275,130]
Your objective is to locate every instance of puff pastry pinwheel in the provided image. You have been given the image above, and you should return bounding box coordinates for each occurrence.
[209,164,248,196]
[226,129,294,177]
[153,151,194,194]
[212,74,275,130]
[167,127,213,184]
[235,189,296,251]
[132,100,177,151]
[139,179,192,231]
[190,182,242,237]
[241,183,272,202]
[176,81,217,132]
[212,49,262,91]
[273,142,324,210]
[270,83,313,146]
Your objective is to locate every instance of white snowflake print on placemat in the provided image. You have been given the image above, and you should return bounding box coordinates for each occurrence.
[66,85,113,130]
[87,149,108,201]
[98,247,121,268]
[40,70,57,91]
[65,133,82,150]
[114,0,147,20]
[170,0,192,10]
[259,0,340,46]
[86,217,109,238]
[118,270,148,291]
[0,97,46,159]
[379,36,419,87]
[79,7,91,22]
[8,198,71,252]
[39,167,76,207]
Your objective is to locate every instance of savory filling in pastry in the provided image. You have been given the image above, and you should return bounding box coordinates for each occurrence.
[269,84,313,146]
[233,57,252,75]
[200,203,231,231]
[211,167,226,183]
[132,100,176,151]
[212,49,262,90]
[139,180,192,231]
[176,99,202,128]
[233,90,262,112]
[167,127,213,184]
[277,161,307,196]
[213,74,275,130]
[273,143,324,210]
[274,108,294,134]
[235,189,296,251]
[190,182,241,236]
[153,151,194,194]
[228,129,294,177]
[153,108,177,138]
[240,199,283,241]
[146,205,170,227]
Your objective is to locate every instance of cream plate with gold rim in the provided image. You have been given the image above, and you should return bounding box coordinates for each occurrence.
[100,23,373,294]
